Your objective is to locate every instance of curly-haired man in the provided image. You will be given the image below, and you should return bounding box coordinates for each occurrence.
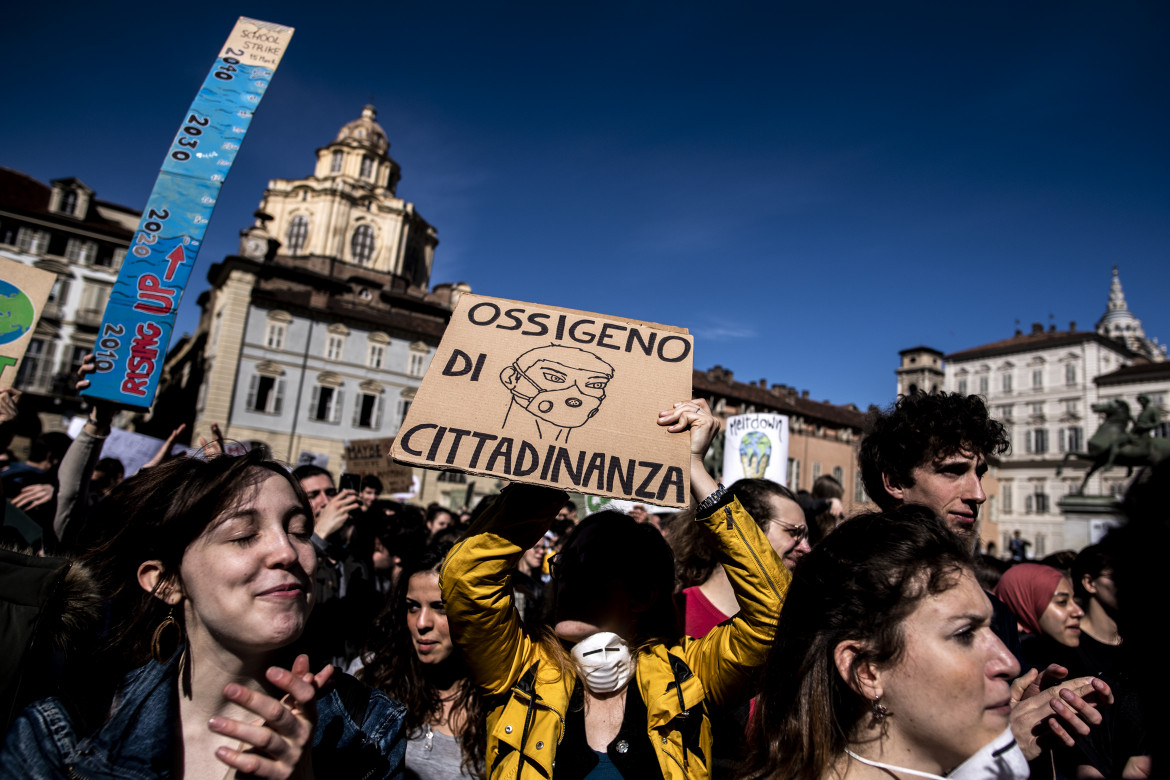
[860,392,1114,766]
[859,391,1009,548]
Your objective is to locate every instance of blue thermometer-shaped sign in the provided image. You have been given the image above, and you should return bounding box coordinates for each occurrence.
[82,17,294,409]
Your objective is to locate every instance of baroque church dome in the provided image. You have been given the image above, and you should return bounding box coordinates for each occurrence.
[335,105,389,155]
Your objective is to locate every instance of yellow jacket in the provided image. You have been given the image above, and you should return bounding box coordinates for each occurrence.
[440,485,789,779]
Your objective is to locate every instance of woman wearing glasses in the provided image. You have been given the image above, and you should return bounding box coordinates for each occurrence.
[440,399,789,780]
[678,478,808,639]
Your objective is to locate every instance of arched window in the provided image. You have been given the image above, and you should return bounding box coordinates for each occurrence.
[351,225,375,266]
[286,215,309,255]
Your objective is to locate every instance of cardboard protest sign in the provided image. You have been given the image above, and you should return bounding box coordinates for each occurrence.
[345,437,414,494]
[721,413,790,486]
[82,17,293,410]
[0,259,55,389]
[390,295,694,507]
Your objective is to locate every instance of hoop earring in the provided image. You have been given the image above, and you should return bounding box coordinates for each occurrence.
[151,606,183,664]
[871,696,889,721]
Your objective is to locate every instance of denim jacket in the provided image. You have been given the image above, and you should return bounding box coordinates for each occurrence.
[0,651,405,779]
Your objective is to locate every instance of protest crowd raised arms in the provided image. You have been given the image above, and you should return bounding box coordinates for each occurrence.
[1,11,1160,780]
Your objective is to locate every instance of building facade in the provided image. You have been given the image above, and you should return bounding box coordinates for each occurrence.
[154,106,480,507]
[0,168,139,433]
[693,366,874,515]
[900,268,1167,555]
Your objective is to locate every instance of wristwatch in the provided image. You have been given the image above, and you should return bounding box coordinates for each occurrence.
[696,483,727,514]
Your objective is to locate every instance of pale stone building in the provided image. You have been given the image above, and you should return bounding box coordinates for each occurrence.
[898,268,1167,555]
[0,168,139,433]
[153,106,481,507]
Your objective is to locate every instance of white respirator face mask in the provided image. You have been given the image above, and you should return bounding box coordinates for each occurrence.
[847,727,1027,780]
[570,631,634,695]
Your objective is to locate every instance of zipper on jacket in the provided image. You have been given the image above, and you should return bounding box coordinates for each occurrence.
[724,506,784,602]
[660,742,692,780]
[508,685,567,745]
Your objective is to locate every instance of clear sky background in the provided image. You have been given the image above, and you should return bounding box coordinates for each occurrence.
[3,2,1167,411]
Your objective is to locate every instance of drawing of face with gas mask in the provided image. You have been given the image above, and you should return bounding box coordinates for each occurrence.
[500,345,615,442]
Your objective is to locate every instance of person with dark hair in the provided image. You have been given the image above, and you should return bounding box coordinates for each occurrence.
[859,392,1009,546]
[293,463,361,667]
[676,478,807,640]
[1071,540,1122,680]
[424,503,454,539]
[557,499,578,524]
[741,506,1031,780]
[360,474,384,510]
[808,473,844,544]
[359,541,486,778]
[1,450,405,777]
[513,533,552,628]
[441,399,788,779]
[857,391,1112,764]
[89,458,124,496]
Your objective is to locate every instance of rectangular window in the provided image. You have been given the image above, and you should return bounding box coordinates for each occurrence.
[397,399,412,424]
[265,323,286,350]
[854,470,866,503]
[16,227,48,253]
[1024,494,1033,514]
[957,379,968,395]
[996,404,1013,421]
[14,338,55,389]
[1028,402,1044,418]
[310,385,343,423]
[979,376,989,395]
[1032,428,1048,454]
[1002,373,1012,393]
[360,155,374,179]
[409,352,427,377]
[46,277,71,310]
[325,334,344,361]
[77,282,111,319]
[1065,399,1079,416]
[1002,483,1013,514]
[1032,369,1043,389]
[367,344,384,369]
[1034,493,1050,514]
[812,462,822,480]
[1067,426,1083,452]
[788,458,801,490]
[832,466,844,484]
[92,248,115,268]
[65,239,96,264]
[353,392,384,429]
[1065,364,1077,385]
[331,151,343,173]
[247,375,285,414]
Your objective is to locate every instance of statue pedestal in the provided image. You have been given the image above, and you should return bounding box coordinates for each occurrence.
[1058,494,1125,549]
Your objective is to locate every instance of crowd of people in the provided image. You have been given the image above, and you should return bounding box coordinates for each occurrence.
[0,368,1155,779]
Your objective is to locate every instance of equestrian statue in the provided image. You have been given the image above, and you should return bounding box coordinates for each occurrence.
[1057,395,1169,494]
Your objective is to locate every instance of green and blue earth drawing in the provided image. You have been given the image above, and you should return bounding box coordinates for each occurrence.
[738,431,772,479]
[0,280,36,346]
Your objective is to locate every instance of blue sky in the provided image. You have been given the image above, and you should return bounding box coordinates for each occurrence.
[4,2,1167,410]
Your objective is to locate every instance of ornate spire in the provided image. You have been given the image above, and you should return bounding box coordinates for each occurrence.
[1096,266,1166,361]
